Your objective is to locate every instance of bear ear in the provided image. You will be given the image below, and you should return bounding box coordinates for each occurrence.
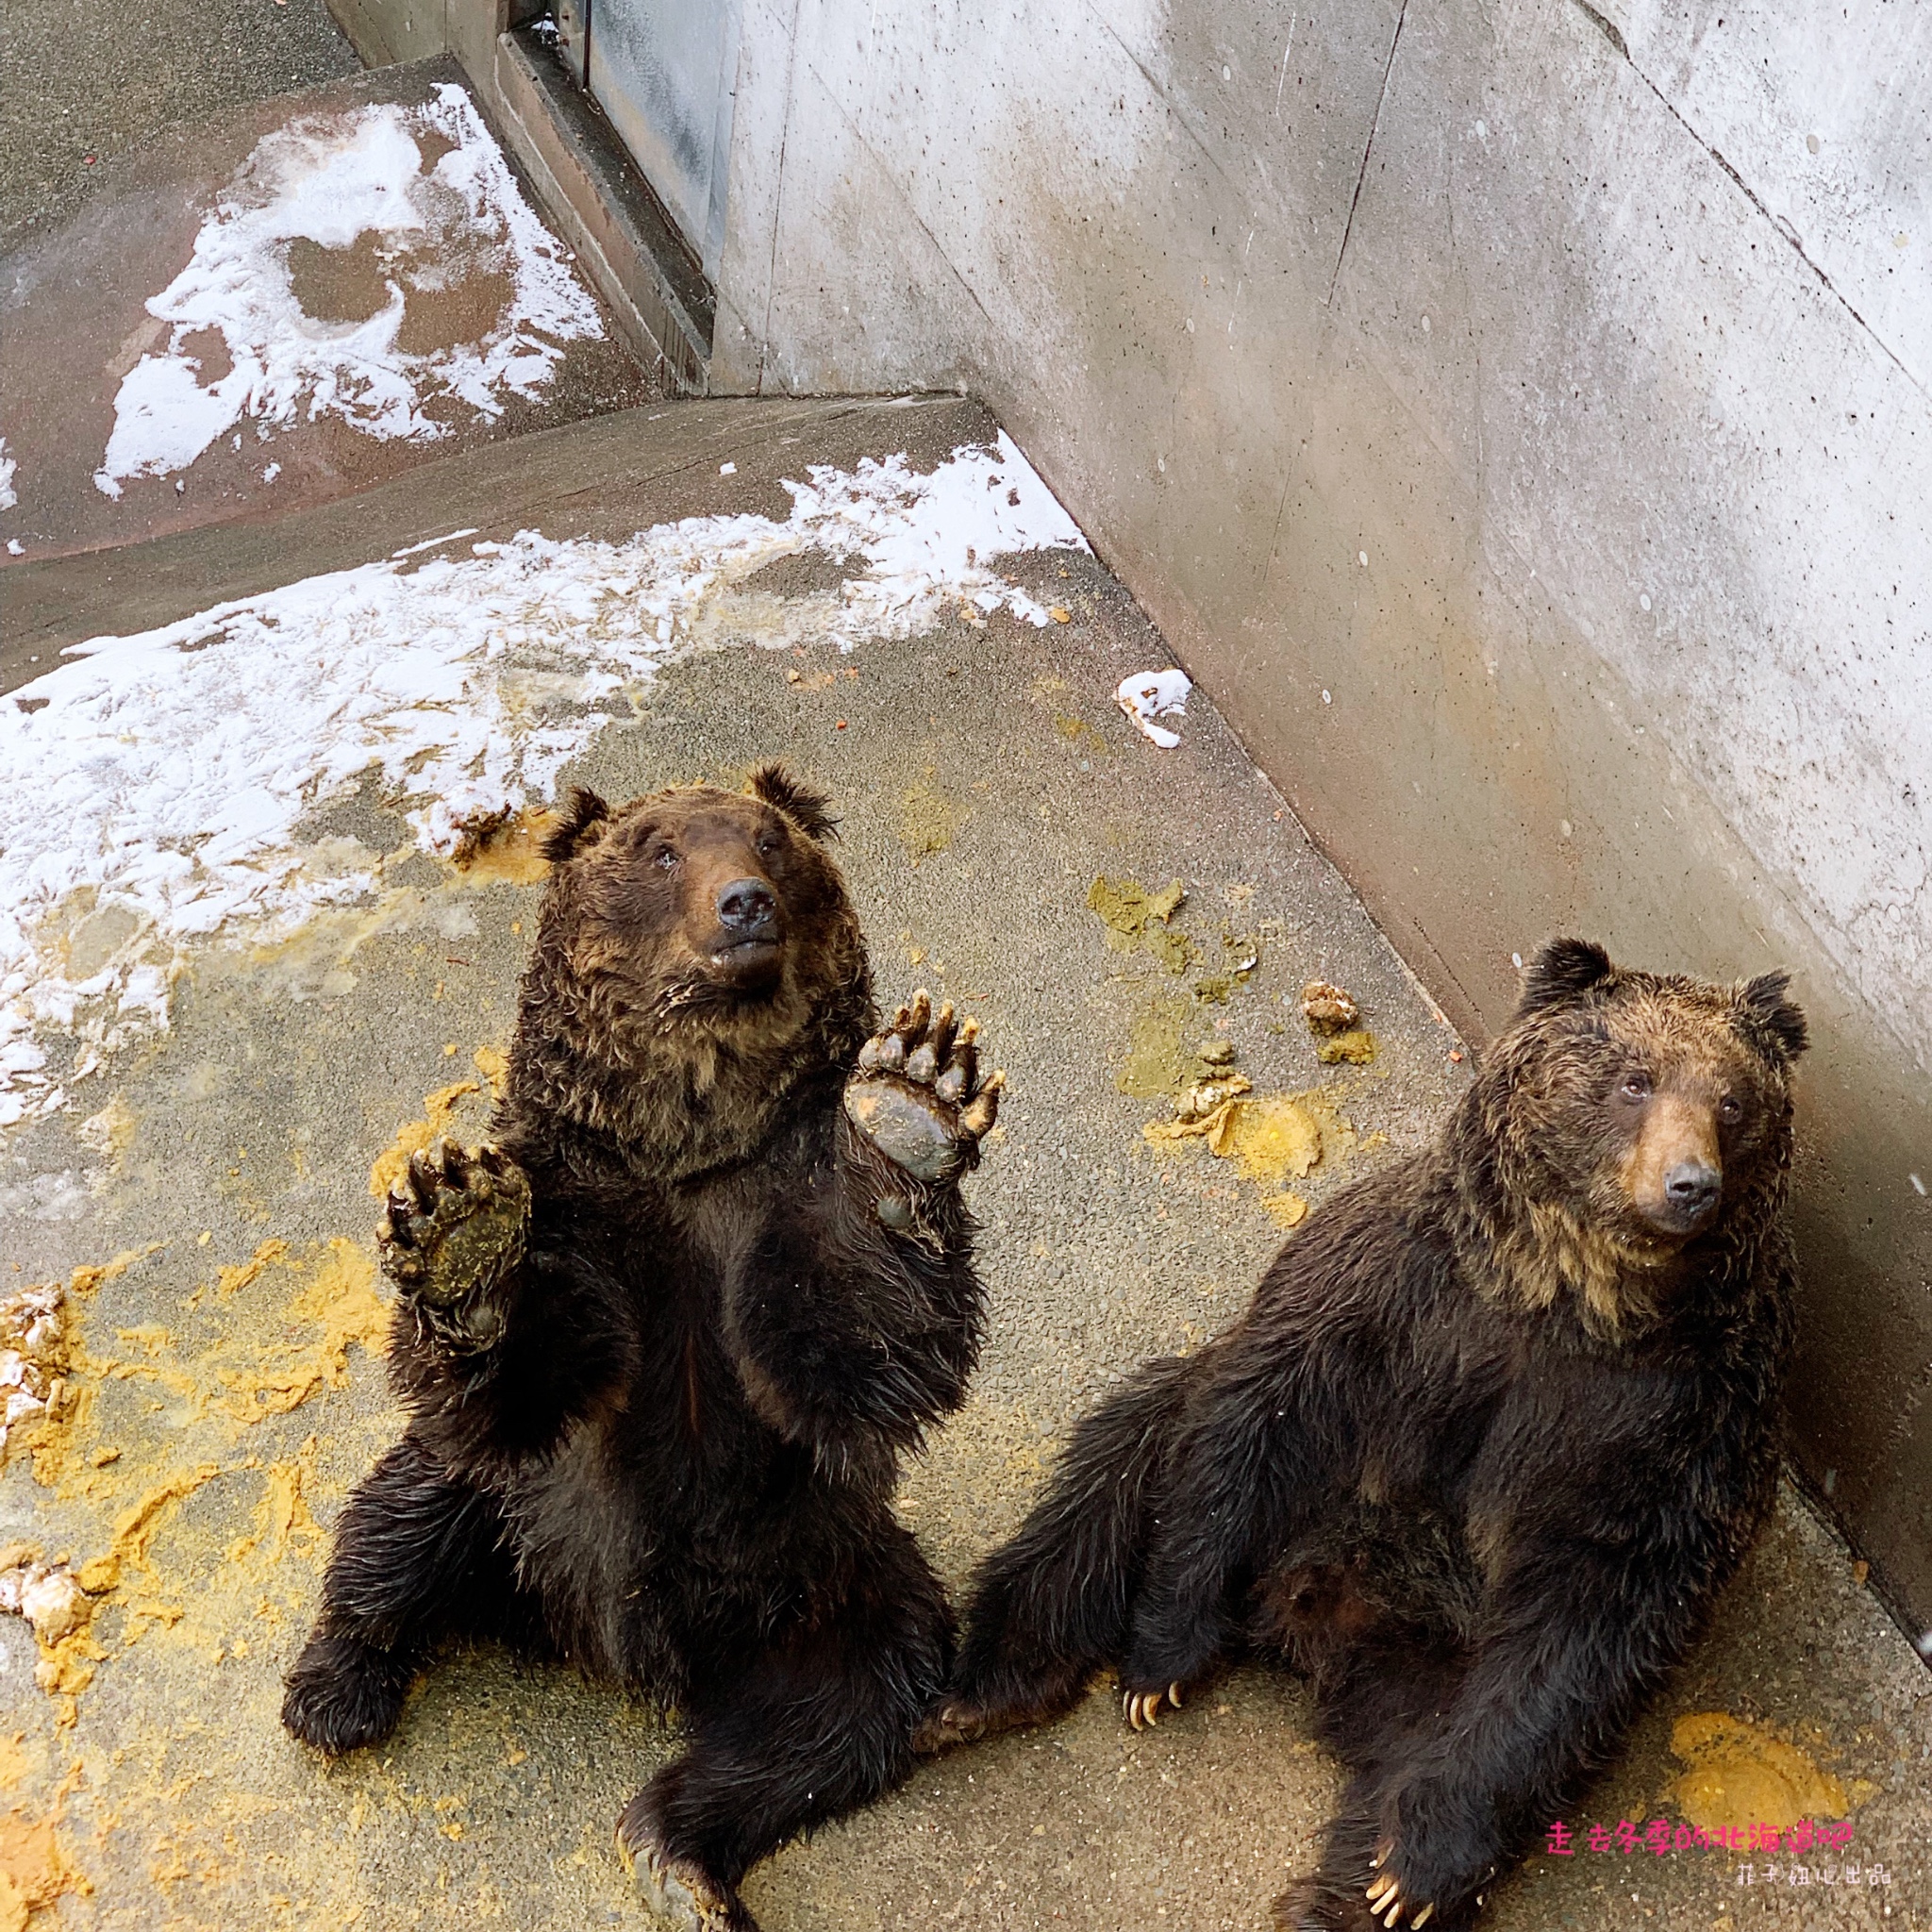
[540,786,612,862]
[749,762,839,842]
[1737,970,1809,1063]
[1517,936,1615,1013]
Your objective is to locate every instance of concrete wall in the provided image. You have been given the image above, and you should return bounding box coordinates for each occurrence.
[340,0,1932,1641]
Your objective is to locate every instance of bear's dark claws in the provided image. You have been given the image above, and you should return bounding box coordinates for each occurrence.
[375,1137,531,1333]
[617,1806,758,1932]
[910,1700,986,1754]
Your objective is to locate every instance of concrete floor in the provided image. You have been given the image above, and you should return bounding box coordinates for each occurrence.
[0,0,359,246]
[0,61,652,565]
[1,400,1925,1931]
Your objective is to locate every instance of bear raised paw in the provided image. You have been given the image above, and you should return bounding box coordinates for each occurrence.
[845,990,1004,1226]
[376,1141,531,1351]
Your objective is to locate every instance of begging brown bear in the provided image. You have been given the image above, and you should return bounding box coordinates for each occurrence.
[923,938,1805,1931]
[282,766,1003,1932]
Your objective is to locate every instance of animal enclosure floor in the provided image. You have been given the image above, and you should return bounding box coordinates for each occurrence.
[2,398,1924,1932]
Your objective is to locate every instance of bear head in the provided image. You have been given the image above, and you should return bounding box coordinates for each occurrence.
[506,765,874,1170]
[1458,937,1807,1334]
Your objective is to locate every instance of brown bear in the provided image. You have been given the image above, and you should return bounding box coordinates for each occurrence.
[920,938,1805,1931]
[281,766,1003,1932]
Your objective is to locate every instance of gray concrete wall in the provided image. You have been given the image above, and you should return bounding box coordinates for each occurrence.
[334,0,1932,1639]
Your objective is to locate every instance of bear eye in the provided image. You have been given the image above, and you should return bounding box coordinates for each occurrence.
[756,830,781,858]
[1718,1094,1742,1124]
[1620,1071,1652,1102]
[653,845,678,871]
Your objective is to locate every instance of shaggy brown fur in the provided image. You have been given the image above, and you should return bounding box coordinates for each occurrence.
[510,766,874,1183]
[282,765,1002,1932]
[930,938,1804,1932]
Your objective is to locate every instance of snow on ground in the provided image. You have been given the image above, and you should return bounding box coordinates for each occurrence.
[0,436,1087,1124]
[0,437,17,511]
[1116,668,1191,748]
[93,84,603,499]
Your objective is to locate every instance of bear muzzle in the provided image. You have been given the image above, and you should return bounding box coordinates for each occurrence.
[705,876,786,991]
[1661,1158,1723,1227]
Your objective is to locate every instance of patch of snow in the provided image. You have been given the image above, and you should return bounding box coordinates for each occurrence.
[261,463,281,483]
[1,435,1086,1124]
[392,527,479,558]
[93,83,603,499]
[1116,668,1192,748]
[0,1279,64,1459]
[0,438,16,511]
[6,541,21,558]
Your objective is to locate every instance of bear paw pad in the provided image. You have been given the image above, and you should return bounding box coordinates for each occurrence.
[844,989,1004,1188]
[377,1140,530,1335]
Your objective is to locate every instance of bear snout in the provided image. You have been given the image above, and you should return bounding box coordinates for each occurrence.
[1662,1158,1723,1226]
[698,866,787,992]
[714,877,779,942]
[1621,1089,1726,1238]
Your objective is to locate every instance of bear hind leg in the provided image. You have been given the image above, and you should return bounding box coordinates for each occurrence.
[283,1432,532,1757]
[929,1355,1193,1752]
[617,1529,950,1930]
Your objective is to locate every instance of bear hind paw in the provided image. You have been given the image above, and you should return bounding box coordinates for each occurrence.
[616,1801,758,1932]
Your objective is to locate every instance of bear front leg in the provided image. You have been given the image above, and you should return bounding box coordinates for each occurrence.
[842,989,1003,1238]
[378,1140,531,1356]
[720,992,1000,1477]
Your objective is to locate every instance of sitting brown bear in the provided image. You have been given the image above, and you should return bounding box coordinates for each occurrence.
[922,938,1806,1931]
[282,766,1003,1932]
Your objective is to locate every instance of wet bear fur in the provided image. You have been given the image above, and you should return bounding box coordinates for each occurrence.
[282,766,1002,1932]
[929,939,1806,1931]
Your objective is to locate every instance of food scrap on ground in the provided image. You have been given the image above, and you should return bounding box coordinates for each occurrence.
[1146,1073,1360,1231]
[1088,876,1194,974]
[1666,1712,1855,1834]
[0,1235,387,1725]
[0,1285,65,1460]
[1317,1029,1376,1066]
[1301,979,1360,1032]
[900,781,957,866]
[0,1802,77,1929]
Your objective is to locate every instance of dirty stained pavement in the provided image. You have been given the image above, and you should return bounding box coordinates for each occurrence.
[1,397,1927,1932]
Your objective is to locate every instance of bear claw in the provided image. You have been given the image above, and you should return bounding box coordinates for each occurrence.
[617,1806,758,1931]
[845,991,1004,1189]
[376,1137,531,1337]
[1363,1855,1431,1928]
[1122,1683,1185,1729]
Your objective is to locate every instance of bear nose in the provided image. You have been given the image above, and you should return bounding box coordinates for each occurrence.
[1663,1160,1722,1219]
[715,878,778,939]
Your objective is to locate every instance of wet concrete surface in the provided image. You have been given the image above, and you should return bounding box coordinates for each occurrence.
[0,62,652,567]
[2,404,1926,1931]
